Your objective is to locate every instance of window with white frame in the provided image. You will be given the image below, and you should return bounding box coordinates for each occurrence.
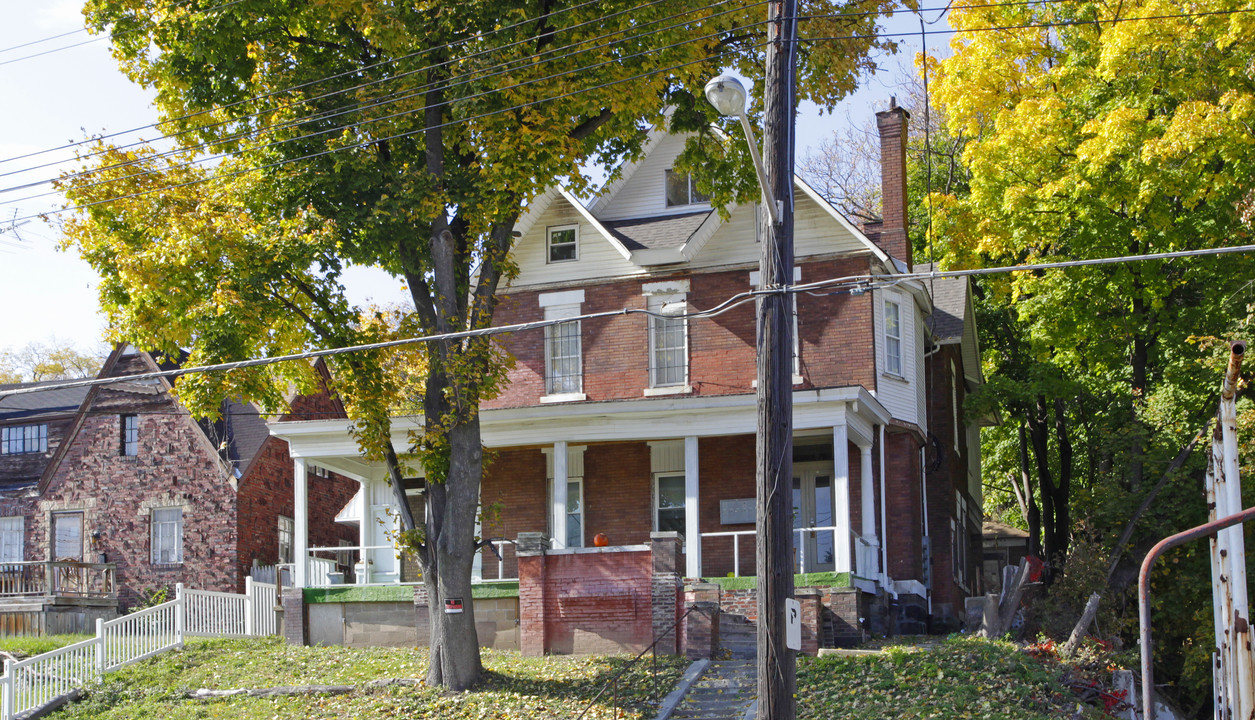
[278,515,294,564]
[647,293,688,388]
[151,507,183,564]
[563,478,584,548]
[52,512,82,561]
[547,225,578,263]
[664,169,710,207]
[1,424,47,455]
[655,474,686,534]
[884,300,903,376]
[540,291,585,399]
[121,414,139,456]
[0,517,23,563]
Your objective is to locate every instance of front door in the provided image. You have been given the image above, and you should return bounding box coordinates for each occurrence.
[792,463,835,573]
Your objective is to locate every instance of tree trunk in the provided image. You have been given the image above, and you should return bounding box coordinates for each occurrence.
[1017,421,1042,558]
[1052,398,1073,562]
[424,417,485,690]
[1129,293,1149,492]
[1027,397,1058,566]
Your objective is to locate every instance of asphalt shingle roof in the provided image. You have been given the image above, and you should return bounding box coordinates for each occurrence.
[918,262,967,343]
[0,380,89,422]
[603,211,711,251]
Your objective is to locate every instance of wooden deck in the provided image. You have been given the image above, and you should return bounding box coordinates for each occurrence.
[0,562,119,635]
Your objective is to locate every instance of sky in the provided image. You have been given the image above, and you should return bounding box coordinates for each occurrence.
[0,1,948,356]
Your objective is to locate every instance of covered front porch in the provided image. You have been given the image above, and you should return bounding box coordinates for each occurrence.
[270,386,910,597]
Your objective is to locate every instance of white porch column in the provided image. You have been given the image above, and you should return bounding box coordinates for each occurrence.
[879,424,889,587]
[833,423,851,573]
[859,444,876,577]
[293,457,309,589]
[551,441,568,549]
[684,435,701,579]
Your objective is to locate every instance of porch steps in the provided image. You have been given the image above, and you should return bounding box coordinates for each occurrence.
[719,614,757,660]
[666,659,756,720]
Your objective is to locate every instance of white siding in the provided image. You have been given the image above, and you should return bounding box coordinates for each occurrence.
[596,134,709,221]
[508,196,644,288]
[688,195,876,271]
[872,288,918,425]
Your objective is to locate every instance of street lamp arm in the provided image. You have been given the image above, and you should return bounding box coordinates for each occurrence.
[737,113,782,225]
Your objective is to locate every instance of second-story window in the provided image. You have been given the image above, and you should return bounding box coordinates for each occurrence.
[539,290,586,401]
[1,424,47,455]
[885,300,902,376]
[643,281,691,392]
[665,169,710,207]
[121,415,139,456]
[547,225,578,263]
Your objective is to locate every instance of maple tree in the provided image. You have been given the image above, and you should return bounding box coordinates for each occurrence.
[61,0,901,688]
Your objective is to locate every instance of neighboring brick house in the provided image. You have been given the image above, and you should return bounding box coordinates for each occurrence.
[272,106,986,644]
[0,345,356,610]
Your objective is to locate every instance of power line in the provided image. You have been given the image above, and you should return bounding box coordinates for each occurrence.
[5,242,1254,400]
[0,0,692,170]
[0,0,760,202]
[5,38,766,224]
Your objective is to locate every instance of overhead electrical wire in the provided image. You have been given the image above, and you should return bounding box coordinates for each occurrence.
[0,0,764,201]
[0,0,697,169]
[4,242,1254,401]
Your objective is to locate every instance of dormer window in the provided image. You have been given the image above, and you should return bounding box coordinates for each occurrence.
[665,169,709,207]
[547,225,578,263]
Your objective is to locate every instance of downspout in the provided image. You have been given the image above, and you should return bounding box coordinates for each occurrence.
[921,446,931,615]
[879,424,890,594]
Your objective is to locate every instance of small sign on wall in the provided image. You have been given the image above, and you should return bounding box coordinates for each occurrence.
[445,598,464,614]
[720,498,756,525]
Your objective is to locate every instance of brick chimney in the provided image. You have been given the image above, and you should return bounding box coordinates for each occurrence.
[875,98,911,270]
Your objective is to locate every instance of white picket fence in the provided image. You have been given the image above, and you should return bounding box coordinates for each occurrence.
[0,579,279,719]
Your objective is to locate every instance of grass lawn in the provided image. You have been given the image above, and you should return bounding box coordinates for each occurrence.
[798,637,1114,720]
[56,638,689,719]
[0,634,92,657]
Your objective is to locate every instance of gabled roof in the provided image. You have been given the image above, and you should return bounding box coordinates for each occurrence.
[918,263,984,388]
[603,210,711,251]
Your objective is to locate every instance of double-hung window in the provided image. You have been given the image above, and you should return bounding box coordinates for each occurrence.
[643,281,690,392]
[539,290,585,401]
[152,508,183,564]
[884,300,902,376]
[1,424,46,455]
[547,225,578,263]
[0,517,23,563]
[121,415,139,456]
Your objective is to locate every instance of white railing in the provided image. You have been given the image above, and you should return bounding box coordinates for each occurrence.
[700,525,859,577]
[0,580,279,720]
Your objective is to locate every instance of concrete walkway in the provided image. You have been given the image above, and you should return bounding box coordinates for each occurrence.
[661,614,758,720]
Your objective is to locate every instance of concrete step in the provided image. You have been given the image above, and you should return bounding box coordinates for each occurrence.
[667,660,757,720]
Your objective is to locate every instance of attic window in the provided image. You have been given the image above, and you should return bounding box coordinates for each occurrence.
[121,415,139,456]
[1,424,47,455]
[665,170,709,207]
[547,225,578,263]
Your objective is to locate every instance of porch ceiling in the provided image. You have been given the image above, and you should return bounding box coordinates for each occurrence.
[269,386,890,460]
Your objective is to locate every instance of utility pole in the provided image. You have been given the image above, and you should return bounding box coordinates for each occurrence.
[756,0,797,717]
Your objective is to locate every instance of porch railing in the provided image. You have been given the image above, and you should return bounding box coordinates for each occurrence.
[0,561,116,599]
[700,526,879,578]
[0,580,279,720]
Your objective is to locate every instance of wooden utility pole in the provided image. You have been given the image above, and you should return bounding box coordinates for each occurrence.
[755,0,797,717]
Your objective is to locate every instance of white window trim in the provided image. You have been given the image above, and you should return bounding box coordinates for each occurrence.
[653,472,688,534]
[540,291,586,402]
[749,268,803,384]
[546,224,579,264]
[151,507,184,565]
[883,297,904,379]
[278,515,295,564]
[644,285,690,392]
[662,169,712,209]
[547,475,585,549]
[0,516,23,563]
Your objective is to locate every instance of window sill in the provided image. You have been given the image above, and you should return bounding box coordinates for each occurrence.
[643,385,692,397]
[540,392,587,404]
[881,371,908,382]
[151,562,184,570]
[751,375,805,388]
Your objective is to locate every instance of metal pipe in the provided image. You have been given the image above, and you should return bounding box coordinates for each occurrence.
[1222,341,1246,401]
[1140,506,1255,720]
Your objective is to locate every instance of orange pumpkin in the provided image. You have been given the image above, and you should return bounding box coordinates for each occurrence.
[593,533,610,547]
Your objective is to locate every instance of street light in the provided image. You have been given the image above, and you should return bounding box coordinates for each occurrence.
[703,75,782,225]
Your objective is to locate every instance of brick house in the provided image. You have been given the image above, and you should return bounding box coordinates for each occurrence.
[271,106,987,648]
[0,345,356,616]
